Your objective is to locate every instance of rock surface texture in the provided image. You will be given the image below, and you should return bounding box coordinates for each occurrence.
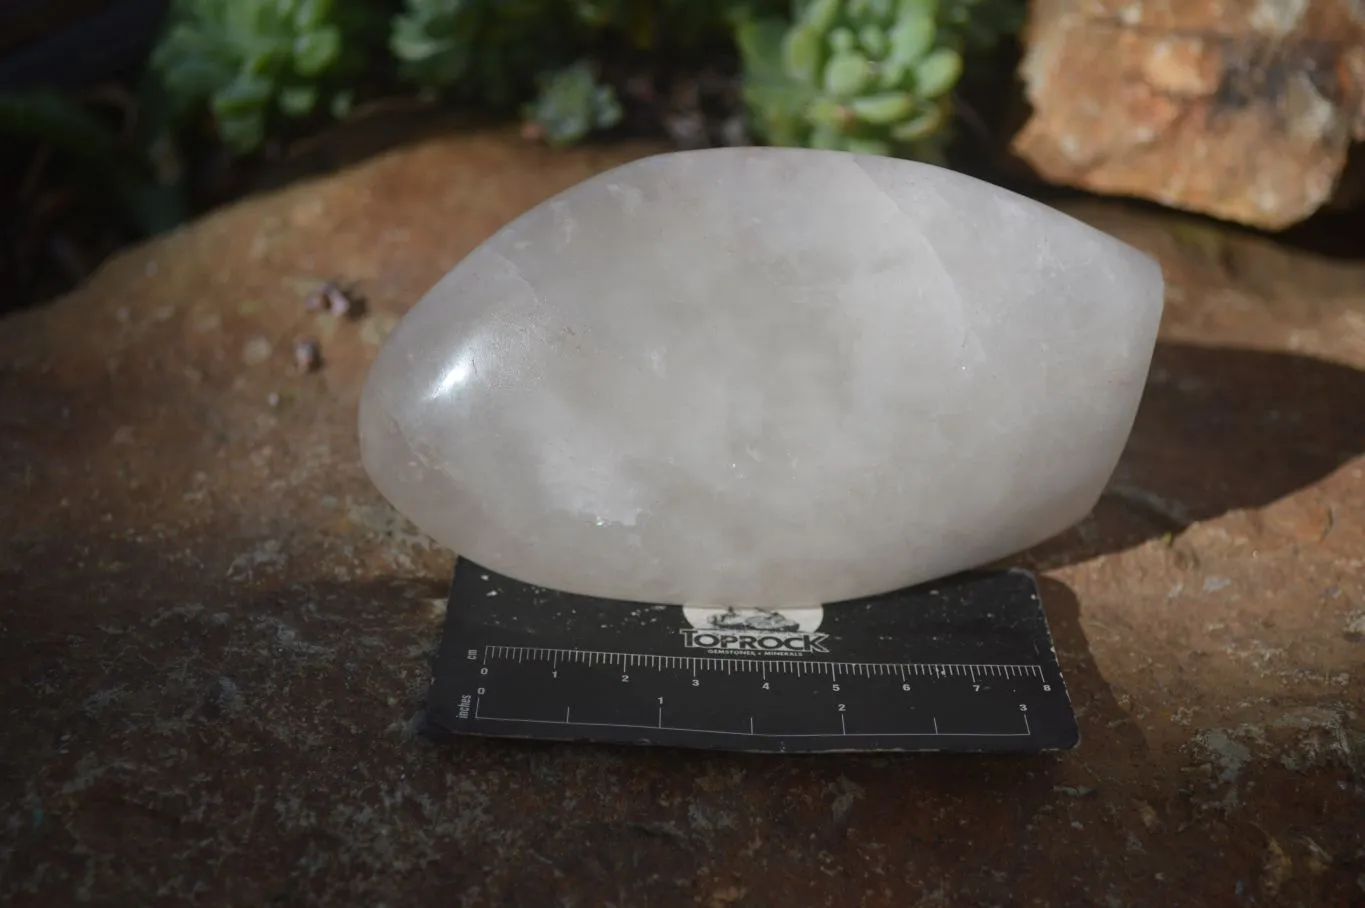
[2,130,1365,906]
[359,147,1164,607]
[1012,0,1365,230]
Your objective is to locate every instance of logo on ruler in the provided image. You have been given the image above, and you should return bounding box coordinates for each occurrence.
[679,605,829,655]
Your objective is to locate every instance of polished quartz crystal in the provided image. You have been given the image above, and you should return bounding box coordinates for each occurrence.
[358,147,1164,607]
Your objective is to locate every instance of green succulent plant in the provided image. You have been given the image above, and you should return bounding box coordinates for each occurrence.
[737,0,1022,160]
[390,0,581,109]
[522,61,624,146]
[149,0,375,154]
[390,0,788,110]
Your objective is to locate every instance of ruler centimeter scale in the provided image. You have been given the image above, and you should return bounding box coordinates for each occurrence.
[423,562,1080,754]
[478,645,1050,679]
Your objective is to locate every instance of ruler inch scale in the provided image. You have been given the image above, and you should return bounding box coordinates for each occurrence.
[422,559,1080,754]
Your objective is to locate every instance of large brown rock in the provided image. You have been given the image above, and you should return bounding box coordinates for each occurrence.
[2,129,1364,906]
[1011,0,1365,229]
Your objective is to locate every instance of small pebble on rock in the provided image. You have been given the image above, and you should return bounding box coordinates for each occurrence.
[305,281,355,318]
[294,339,322,373]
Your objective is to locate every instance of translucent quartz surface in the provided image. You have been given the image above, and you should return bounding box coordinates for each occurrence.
[358,147,1164,607]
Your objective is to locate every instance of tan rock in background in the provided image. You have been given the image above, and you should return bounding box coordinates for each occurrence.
[1011,0,1365,230]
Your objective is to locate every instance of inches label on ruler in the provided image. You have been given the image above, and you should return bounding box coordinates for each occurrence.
[421,561,1080,754]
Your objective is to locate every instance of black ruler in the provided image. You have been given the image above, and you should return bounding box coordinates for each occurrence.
[422,560,1079,754]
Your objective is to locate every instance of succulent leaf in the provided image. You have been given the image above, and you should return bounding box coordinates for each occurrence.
[293,27,341,77]
[806,97,851,129]
[887,11,934,63]
[212,74,273,115]
[876,58,908,89]
[293,0,332,30]
[827,27,857,54]
[866,0,895,20]
[809,124,843,149]
[781,25,824,83]
[858,24,888,57]
[217,109,267,151]
[889,102,943,140]
[897,0,938,20]
[844,136,892,155]
[803,0,843,33]
[848,91,915,124]
[823,52,872,97]
[913,46,962,98]
[329,89,353,118]
[277,83,319,116]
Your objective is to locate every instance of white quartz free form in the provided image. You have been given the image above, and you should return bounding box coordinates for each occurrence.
[358,147,1164,608]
